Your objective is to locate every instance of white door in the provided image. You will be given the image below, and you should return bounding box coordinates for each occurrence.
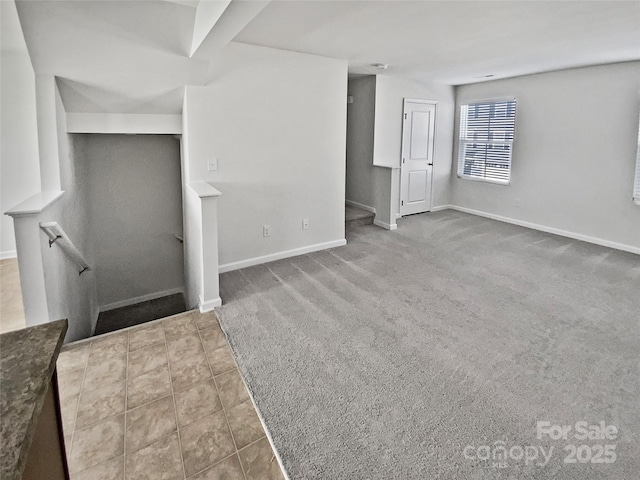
[400,100,436,216]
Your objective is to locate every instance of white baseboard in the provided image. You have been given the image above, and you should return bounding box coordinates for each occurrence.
[219,239,347,273]
[100,287,185,312]
[345,199,376,214]
[430,204,454,212]
[395,213,402,220]
[199,295,222,312]
[447,205,640,255]
[0,250,17,260]
[373,219,398,231]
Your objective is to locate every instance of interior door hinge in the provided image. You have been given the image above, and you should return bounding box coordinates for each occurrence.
[404,113,407,120]
[401,200,404,206]
[402,158,405,164]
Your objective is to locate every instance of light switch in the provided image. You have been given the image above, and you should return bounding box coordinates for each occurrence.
[207,157,218,171]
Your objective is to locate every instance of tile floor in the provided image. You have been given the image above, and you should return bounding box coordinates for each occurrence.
[57,310,284,480]
[0,258,26,333]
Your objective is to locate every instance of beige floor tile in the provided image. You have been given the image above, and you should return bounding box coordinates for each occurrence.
[207,346,236,375]
[194,311,220,331]
[163,314,197,339]
[128,323,165,352]
[226,400,265,450]
[128,343,168,379]
[127,364,172,410]
[188,454,244,480]
[58,368,85,400]
[125,395,177,453]
[200,326,226,353]
[0,258,25,333]
[124,433,183,480]
[72,455,124,480]
[179,411,235,478]
[215,369,249,409]
[84,355,127,391]
[238,437,284,480]
[57,344,90,373]
[166,333,203,363]
[88,332,129,364]
[76,380,126,429]
[68,414,125,474]
[169,351,212,392]
[61,394,79,435]
[174,379,222,428]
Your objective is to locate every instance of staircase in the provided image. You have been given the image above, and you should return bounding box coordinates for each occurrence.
[345,204,375,227]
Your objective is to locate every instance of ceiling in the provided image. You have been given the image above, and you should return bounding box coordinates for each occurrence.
[8,0,640,114]
[236,0,640,84]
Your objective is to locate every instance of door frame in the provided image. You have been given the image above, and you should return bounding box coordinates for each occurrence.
[399,98,438,217]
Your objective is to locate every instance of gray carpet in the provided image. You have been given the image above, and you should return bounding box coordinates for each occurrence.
[216,211,640,479]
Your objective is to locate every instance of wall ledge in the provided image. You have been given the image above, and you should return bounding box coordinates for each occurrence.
[5,191,65,217]
[188,182,222,198]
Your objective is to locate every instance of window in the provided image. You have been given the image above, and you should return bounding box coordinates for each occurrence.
[634,112,640,205]
[458,98,516,184]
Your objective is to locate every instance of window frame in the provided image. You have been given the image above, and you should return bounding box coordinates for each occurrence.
[457,97,517,186]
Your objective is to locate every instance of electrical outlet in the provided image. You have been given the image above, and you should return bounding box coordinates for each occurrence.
[263,225,271,237]
[515,199,521,207]
[207,157,218,171]
[302,218,309,230]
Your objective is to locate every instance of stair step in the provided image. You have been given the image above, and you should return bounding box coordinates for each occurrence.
[94,293,186,336]
[345,204,374,227]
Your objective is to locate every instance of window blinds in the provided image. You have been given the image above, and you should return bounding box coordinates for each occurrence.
[458,99,516,184]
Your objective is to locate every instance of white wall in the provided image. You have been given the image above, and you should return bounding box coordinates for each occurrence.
[452,62,640,251]
[80,134,185,309]
[185,42,348,269]
[0,1,41,257]
[38,85,99,341]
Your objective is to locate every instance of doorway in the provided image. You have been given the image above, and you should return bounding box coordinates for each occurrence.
[400,99,436,216]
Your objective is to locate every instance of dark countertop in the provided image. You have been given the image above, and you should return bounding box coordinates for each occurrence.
[0,319,68,480]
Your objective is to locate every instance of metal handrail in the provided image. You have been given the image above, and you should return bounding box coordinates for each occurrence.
[39,222,90,276]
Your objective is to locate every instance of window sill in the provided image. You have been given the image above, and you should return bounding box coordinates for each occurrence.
[457,174,510,186]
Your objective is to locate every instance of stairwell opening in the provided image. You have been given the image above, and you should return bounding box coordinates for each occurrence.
[71,133,187,335]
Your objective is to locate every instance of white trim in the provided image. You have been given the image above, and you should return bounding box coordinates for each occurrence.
[345,199,376,214]
[219,239,347,273]
[187,182,222,198]
[5,191,65,217]
[404,98,440,105]
[395,213,402,220]
[373,219,398,231]
[66,113,182,134]
[100,287,185,312]
[447,205,640,255]
[199,295,222,312]
[0,250,17,260]
[430,204,453,212]
[460,95,517,105]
